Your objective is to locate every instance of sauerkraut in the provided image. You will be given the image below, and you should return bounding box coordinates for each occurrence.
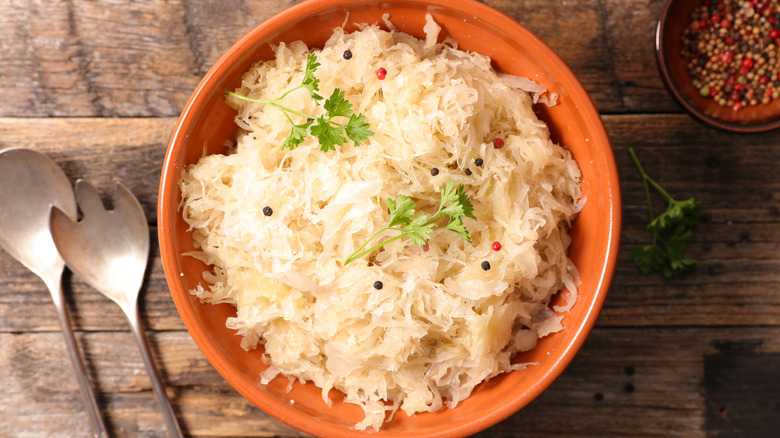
[180,15,582,431]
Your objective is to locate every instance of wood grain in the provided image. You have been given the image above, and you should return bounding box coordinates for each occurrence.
[0,0,675,118]
[1,0,779,436]
[3,327,779,437]
[704,352,780,438]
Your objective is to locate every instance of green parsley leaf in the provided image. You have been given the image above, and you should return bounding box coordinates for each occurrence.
[344,179,477,265]
[438,181,475,220]
[444,217,471,243]
[224,54,373,151]
[386,195,416,228]
[405,214,434,245]
[310,116,346,152]
[458,186,477,221]
[281,119,313,150]
[323,88,353,118]
[648,196,702,232]
[439,179,459,207]
[629,148,701,278]
[344,113,374,147]
[301,54,323,102]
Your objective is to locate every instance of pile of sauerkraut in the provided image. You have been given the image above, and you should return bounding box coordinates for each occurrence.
[180,15,582,430]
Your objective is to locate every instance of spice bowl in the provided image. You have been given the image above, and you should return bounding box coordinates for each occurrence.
[656,0,780,132]
[158,0,620,437]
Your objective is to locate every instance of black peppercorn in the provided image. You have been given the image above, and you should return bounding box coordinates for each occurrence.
[262,206,273,216]
[465,168,472,176]
[475,158,484,167]
[343,49,353,60]
[373,281,383,290]
[430,167,439,176]
[481,261,490,271]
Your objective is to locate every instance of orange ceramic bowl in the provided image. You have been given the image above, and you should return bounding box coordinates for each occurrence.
[158,0,621,436]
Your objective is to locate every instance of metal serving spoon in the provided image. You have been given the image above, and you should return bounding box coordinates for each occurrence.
[0,148,108,438]
[50,180,183,438]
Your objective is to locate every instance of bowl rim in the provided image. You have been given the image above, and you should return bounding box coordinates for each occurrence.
[654,0,780,133]
[158,0,621,436]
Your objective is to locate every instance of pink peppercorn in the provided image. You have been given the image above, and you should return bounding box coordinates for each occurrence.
[742,58,754,69]
[492,241,502,251]
[493,138,504,148]
[376,67,387,80]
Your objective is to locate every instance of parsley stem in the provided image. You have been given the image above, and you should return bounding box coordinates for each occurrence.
[277,85,303,101]
[426,213,447,226]
[344,230,406,265]
[225,90,312,119]
[628,148,656,222]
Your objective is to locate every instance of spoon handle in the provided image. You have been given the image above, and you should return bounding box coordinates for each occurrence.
[126,305,184,438]
[47,276,109,438]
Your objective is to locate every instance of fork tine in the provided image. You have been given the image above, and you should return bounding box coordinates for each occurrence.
[112,182,149,251]
[112,182,147,220]
[74,179,105,214]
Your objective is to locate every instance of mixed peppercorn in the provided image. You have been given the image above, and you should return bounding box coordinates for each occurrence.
[681,0,780,111]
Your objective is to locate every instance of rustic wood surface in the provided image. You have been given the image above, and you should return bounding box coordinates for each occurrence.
[0,0,778,437]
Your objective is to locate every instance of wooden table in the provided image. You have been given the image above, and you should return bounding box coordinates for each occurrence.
[1,1,778,437]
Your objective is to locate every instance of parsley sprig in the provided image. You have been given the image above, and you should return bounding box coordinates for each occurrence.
[344,179,477,265]
[225,54,373,152]
[629,147,702,278]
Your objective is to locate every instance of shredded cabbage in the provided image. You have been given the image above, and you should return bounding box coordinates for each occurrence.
[180,15,582,431]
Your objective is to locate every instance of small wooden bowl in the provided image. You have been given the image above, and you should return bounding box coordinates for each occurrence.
[158,0,621,436]
[656,0,780,132]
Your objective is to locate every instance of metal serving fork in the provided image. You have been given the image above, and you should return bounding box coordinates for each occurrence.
[50,180,183,438]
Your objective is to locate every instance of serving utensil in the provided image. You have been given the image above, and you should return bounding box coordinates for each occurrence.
[0,148,108,438]
[50,180,183,438]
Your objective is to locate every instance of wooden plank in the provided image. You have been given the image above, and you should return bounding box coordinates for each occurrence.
[0,0,677,117]
[0,0,293,118]
[0,117,175,218]
[704,352,780,438]
[3,327,780,437]
[0,330,303,437]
